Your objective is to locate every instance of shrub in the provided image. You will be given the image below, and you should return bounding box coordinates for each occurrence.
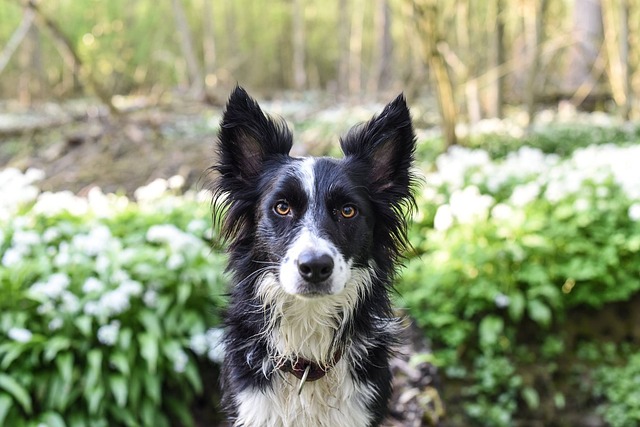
[400,143,640,425]
[0,170,226,427]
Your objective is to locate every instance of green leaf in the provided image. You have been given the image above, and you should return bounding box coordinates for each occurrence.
[508,291,525,322]
[44,337,71,362]
[86,384,104,415]
[0,374,32,414]
[85,349,103,393]
[138,333,158,374]
[177,283,191,305]
[109,352,130,376]
[139,311,162,337]
[56,352,74,385]
[0,393,12,426]
[109,375,128,408]
[479,315,504,348]
[522,386,540,409]
[527,299,552,327]
[0,345,24,370]
[184,361,203,394]
[74,316,93,337]
[143,374,161,405]
[41,411,67,427]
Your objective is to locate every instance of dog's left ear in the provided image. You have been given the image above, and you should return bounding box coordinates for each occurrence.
[341,94,416,196]
[216,86,293,188]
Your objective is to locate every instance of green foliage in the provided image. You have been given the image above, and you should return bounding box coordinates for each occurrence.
[467,123,640,160]
[0,174,226,427]
[399,138,640,423]
[594,353,640,427]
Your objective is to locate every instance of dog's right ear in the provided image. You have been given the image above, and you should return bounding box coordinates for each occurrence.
[215,86,293,187]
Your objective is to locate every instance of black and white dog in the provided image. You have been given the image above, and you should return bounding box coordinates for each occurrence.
[211,87,416,427]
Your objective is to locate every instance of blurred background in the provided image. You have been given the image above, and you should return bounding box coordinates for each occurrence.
[1,0,640,426]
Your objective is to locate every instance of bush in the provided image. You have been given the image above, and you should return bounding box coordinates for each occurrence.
[0,170,226,427]
[399,143,640,425]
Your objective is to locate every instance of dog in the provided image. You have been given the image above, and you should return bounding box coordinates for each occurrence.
[211,86,416,427]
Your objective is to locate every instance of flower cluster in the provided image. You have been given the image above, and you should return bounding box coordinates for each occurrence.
[0,170,227,426]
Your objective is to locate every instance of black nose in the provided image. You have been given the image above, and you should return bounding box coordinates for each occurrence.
[297,251,334,283]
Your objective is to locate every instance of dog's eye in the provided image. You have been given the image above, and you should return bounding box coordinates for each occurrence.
[274,201,291,216]
[340,205,357,219]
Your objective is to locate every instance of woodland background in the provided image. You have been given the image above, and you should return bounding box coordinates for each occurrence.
[1,0,640,426]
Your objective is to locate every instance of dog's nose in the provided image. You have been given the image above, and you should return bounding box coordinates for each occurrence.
[297,251,334,283]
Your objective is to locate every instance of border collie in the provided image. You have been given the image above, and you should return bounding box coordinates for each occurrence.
[211,87,416,427]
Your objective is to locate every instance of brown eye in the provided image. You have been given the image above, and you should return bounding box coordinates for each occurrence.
[274,201,291,216]
[340,205,357,219]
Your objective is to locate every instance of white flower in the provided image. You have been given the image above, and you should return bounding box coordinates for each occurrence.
[60,291,80,313]
[119,279,143,297]
[83,301,102,317]
[12,230,40,247]
[143,289,158,307]
[433,204,454,231]
[99,289,130,316]
[629,204,640,221]
[449,186,494,224]
[146,224,202,252]
[173,349,189,373]
[510,182,540,207]
[206,328,225,363]
[134,178,168,202]
[168,175,185,189]
[95,254,110,274]
[83,277,105,294]
[189,333,208,356]
[494,293,510,308]
[33,191,88,217]
[72,225,112,256]
[48,317,64,331]
[167,253,184,270]
[43,227,60,243]
[2,247,26,267]
[37,301,54,315]
[491,203,514,222]
[97,321,120,346]
[29,273,70,299]
[8,327,33,343]
[573,198,590,212]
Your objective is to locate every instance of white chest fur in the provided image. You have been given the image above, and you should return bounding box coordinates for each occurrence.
[234,361,375,427]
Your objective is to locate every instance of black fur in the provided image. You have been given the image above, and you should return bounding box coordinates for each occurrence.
[211,86,416,426]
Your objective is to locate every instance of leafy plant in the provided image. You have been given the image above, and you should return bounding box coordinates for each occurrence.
[0,172,226,427]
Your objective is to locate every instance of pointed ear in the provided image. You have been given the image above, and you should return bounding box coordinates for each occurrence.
[215,86,292,187]
[340,94,416,195]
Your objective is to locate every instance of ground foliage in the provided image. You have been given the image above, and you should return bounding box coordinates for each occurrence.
[1,100,640,426]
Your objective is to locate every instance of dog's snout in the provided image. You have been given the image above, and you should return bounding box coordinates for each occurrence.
[297,251,334,283]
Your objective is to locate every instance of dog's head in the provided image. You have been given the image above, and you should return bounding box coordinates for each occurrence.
[212,87,416,299]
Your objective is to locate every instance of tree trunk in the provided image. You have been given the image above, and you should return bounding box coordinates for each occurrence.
[413,0,458,148]
[349,0,365,97]
[367,0,392,94]
[457,0,481,125]
[486,0,505,118]
[202,0,217,87]
[524,0,548,127]
[292,0,306,90]
[0,7,35,75]
[602,0,631,119]
[171,0,204,97]
[337,0,350,98]
[566,0,604,106]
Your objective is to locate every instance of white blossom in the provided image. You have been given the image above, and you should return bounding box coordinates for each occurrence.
[97,321,120,346]
[8,327,33,343]
[206,328,225,363]
[134,178,168,202]
[29,273,71,299]
[449,186,494,224]
[143,289,158,307]
[48,317,64,331]
[173,349,189,373]
[433,204,454,231]
[83,277,105,294]
[629,204,640,222]
[2,247,26,267]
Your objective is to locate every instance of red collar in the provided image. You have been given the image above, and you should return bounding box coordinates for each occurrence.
[279,350,343,382]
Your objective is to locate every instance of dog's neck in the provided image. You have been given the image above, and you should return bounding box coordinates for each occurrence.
[256,269,373,367]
